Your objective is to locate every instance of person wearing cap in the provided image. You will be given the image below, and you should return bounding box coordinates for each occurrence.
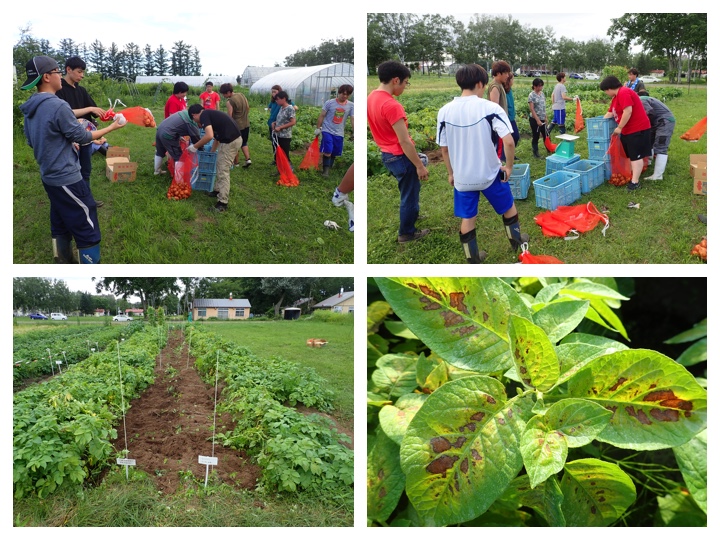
[55,56,107,206]
[314,84,354,177]
[19,56,125,263]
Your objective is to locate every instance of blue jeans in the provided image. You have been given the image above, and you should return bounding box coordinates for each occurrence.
[381,152,420,236]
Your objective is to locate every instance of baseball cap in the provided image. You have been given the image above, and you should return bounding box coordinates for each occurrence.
[21,56,60,90]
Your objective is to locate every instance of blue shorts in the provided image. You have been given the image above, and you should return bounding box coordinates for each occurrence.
[553,109,566,125]
[454,171,514,219]
[42,180,101,247]
[320,133,344,156]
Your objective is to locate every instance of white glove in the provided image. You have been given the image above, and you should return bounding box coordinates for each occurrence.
[573,95,579,102]
[187,145,198,153]
[314,128,322,137]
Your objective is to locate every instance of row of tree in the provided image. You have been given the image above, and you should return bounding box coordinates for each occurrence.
[13,277,355,319]
[284,37,354,67]
[368,13,707,83]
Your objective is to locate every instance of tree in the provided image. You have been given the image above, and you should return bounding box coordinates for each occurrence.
[13,25,56,77]
[154,44,170,76]
[105,42,124,79]
[123,42,142,79]
[261,278,320,317]
[284,38,354,66]
[96,278,180,316]
[79,292,94,315]
[143,44,155,76]
[13,277,51,313]
[57,38,79,62]
[171,40,192,75]
[88,40,106,74]
[368,13,420,64]
[367,17,392,70]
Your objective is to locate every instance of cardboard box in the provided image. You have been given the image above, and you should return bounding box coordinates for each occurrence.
[106,147,137,182]
[690,154,707,195]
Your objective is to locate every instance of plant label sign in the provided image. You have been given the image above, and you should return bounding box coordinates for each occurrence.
[116,458,136,466]
[198,456,218,466]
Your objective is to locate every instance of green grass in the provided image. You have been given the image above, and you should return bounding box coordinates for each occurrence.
[199,317,354,420]
[13,102,353,264]
[367,75,707,264]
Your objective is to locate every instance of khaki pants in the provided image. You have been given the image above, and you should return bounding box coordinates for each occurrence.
[215,137,243,204]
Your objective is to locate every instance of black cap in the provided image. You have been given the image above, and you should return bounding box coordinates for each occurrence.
[21,56,60,90]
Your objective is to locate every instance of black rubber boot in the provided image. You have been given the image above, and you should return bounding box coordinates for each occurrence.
[532,142,540,158]
[52,234,78,263]
[503,213,528,252]
[459,229,487,264]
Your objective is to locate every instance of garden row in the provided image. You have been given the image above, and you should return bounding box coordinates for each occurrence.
[188,325,354,505]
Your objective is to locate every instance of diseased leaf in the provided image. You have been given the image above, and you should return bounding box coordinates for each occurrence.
[556,333,629,384]
[672,429,707,513]
[500,474,566,526]
[400,376,525,526]
[368,300,393,334]
[544,398,612,447]
[532,300,589,343]
[375,278,533,373]
[520,416,567,488]
[508,315,559,392]
[384,320,419,339]
[371,354,418,398]
[368,428,406,522]
[656,487,707,526]
[567,350,707,450]
[378,394,428,446]
[560,458,636,526]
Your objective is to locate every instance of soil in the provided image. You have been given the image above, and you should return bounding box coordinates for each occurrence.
[112,329,261,494]
[424,148,444,164]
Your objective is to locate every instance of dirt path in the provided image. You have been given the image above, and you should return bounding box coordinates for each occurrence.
[112,329,260,494]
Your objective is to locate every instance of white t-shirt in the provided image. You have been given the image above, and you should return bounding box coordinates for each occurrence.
[436,95,511,191]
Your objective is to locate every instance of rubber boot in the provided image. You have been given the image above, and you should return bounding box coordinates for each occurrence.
[459,229,488,264]
[559,125,566,135]
[344,200,354,232]
[503,213,528,252]
[154,155,166,175]
[52,234,77,263]
[322,156,332,177]
[78,243,101,264]
[532,141,540,158]
[645,154,667,180]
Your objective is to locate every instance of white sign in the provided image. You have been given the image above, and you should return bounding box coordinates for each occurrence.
[116,458,136,466]
[198,455,218,466]
[56,360,63,364]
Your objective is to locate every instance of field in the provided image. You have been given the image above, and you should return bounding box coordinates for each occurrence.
[13,317,354,527]
[367,75,707,264]
[13,86,354,264]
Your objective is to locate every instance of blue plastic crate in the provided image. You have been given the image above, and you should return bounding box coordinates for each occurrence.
[533,171,582,210]
[508,163,531,199]
[588,139,611,161]
[586,116,617,140]
[197,129,214,151]
[191,150,217,192]
[564,159,605,194]
[545,153,580,176]
[196,150,217,173]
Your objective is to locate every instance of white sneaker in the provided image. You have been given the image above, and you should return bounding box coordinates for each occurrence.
[344,200,354,232]
[332,187,349,207]
[154,169,166,175]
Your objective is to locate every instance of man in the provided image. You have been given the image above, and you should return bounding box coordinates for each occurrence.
[154,104,203,177]
[190,106,244,212]
[626,68,647,95]
[601,75,652,191]
[19,56,125,263]
[437,64,528,264]
[639,91,676,180]
[199,81,221,110]
[367,61,429,243]
[220,83,252,168]
[55,56,107,206]
[549,72,575,134]
[315,84,354,177]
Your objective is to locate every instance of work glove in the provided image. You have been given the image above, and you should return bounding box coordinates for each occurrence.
[187,145,198,153]
[314,128,322,137]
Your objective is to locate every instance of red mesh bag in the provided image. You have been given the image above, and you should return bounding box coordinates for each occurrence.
[574,99,585,134]
[534,202,609,238]
[518,249,564,264]
[166,139,196,199]
[276,146,299,187]
[607,134,632,186]
[543,123,557,152]
[300,136,321,170]
[681,117,707,141]
[119,106,156,127]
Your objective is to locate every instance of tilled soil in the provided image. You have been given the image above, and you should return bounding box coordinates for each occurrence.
[112,329,261,494]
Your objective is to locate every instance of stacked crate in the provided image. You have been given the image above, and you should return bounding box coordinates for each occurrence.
[585,116,617,180]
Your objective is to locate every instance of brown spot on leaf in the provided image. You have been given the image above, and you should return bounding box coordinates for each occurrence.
[451,325,477,337]
[419,285,443,301]
[649,384,657,389]
[455,477,460,492]
[523,378,532,385]
[598,496,606,502]
[449,292,469,314]
[483,312,489,322]
[426,455,459,477]
[459,423,476,433]
[471,449,482,461]
[486,396,496,405]
[452,436,467,449]
[519,366,527,374]
[507,409,513,419]
[644,390,693,411]
[625,406,652,425]
[470,412,486,422]
[591,506,597,515]
[460,458,469,474]
[606,405,618,418]
[419,297,442,310]
[378,469,384,480]
[609,377,628,392]
[650,408,680,422]
[379,487,387,498]
[497,417,506,425]
[441,310,464,326]
[430,437,451,453]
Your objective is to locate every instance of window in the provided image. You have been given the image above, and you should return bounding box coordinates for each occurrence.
[198,308,207,318]
[235,308,245,317]
[348,306,354,313]
[333,306,343,313]
[218,308,229,320]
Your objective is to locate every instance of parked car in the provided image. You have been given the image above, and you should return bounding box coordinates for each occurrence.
[50,312,67,320]
[29,313,48,319]
[568,73,584,79]
[113,314,133,322]
[640,75,660,83]
[584,73,600,80]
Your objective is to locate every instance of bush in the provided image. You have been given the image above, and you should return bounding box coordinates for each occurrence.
[308,310,353,324]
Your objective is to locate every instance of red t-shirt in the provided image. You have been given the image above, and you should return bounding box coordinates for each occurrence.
[367,89,414,155]
[609,86,651,135]
[164,94,187,118]
[200,91,221,110]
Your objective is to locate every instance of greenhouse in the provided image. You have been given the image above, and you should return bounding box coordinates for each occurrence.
[240,66,299,88]
[249,63,354,107]
[135,75,239,87]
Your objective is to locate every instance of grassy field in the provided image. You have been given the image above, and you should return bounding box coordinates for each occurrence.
[367,75,707,264]
[13,93,354,264]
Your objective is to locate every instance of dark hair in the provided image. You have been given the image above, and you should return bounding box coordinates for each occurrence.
[205,81,214,87]
[276,90,289,101]
[491,60,511,76]
[377,60,411,84]
[271,84,282,92]
[628,68,640,76]
[637,89,650,97]
[338,84,354,95]
[173,81,189,94]
[532,77,544,88]
[188,104,204,115]
[455,64,488,90]
[219,83,233,94]
[600,75,623,91]
[556,72,566,82]
[65,56,86,70]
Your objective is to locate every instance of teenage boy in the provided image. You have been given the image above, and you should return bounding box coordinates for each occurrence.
[315,84,354,177]
[220,83,252,168]
[549,72,575,134]
[55,56,107,206]
[367,60,429,243]
[20,56,125,263]
[190,106,244,212]
[437,63,529,263]
[200,82,221,110]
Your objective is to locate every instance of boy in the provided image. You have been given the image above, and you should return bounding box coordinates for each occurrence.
[549,72,575,134]
[315,84,354,176]
[20,56,125,263]
[437,63,528,263]
[200,81,221,110]
[220,83,252,168]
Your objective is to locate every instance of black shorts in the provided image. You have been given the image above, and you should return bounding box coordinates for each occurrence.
[621,129,652,161]
[239,127,249,148]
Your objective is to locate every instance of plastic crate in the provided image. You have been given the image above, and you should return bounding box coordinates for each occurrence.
[197,129,213,151]
[586,116,617,140]
[191,150,217,192]
[588,139,611,161]
[545,153,580,176]
[564,159,605,194]
[533,171,582,210]
[508,164,531,199]
[196,150,217,173]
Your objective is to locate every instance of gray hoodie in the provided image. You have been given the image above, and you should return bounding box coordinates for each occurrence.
[20,92,93,186]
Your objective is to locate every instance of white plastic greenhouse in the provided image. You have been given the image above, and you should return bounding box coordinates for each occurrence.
[240,66,299,88]
[249,63,354,107]
[135,75,239,87]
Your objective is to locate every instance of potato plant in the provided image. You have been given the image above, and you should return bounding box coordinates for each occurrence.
[367,278,707,526]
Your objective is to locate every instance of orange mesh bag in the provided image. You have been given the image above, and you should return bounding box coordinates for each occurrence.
[607,134,632,186]
[543,123,557,152]
[166,140,196,199]
[681,117,707,141]
[300,136,321,170]
[534,202,610,239]
[574,98,585,134]
[276,146,299,187]
[518,247,564,264]
[119,106,156,127]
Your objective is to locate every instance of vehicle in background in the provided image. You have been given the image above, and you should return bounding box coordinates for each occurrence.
[50,313,67,320]
[568,73,584,79]
[29,313,48,319]
[584,73,600,80]
[113,314,133,322]
[640,75,661,83]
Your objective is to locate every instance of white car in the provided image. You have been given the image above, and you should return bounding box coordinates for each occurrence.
[584,73,600,80]
[640,75,660,83]
[50,313,67,320]
[113,314,133,322]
